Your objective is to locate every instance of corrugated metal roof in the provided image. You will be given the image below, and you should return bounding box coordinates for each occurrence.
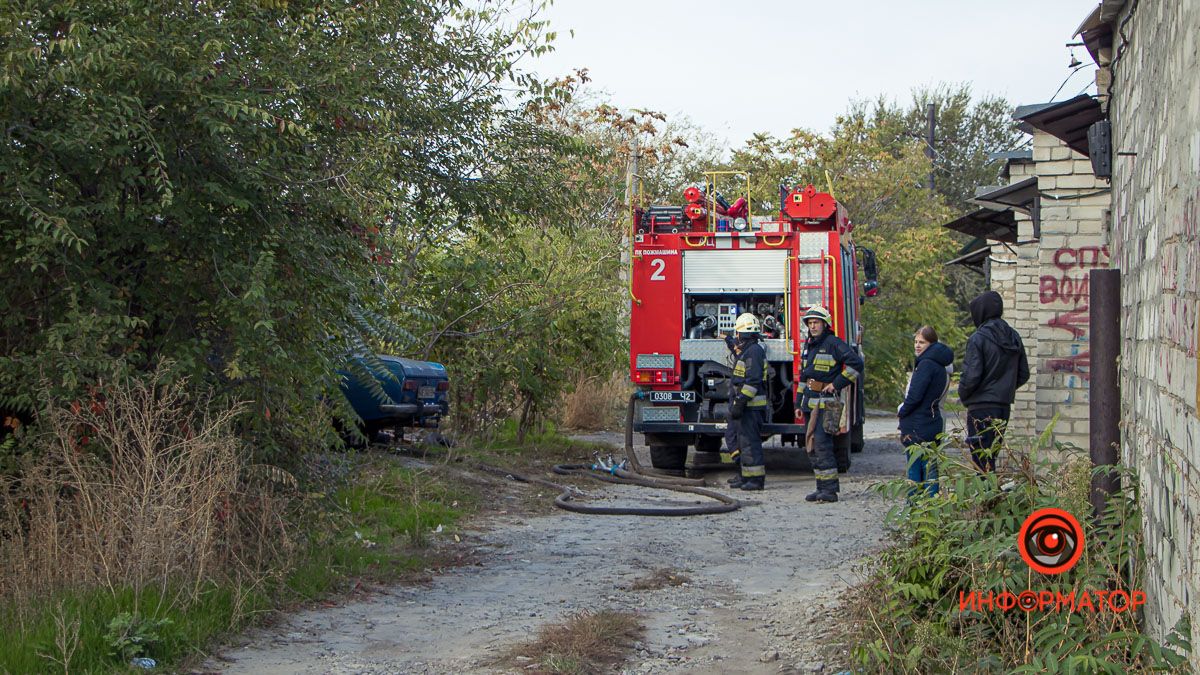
[944,246,991,269]
[987,150,1034,162]
[942,208,1017,243]
[972,177,1039,214]
[1014,95,1105,157]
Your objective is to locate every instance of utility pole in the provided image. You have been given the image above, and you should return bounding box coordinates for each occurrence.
[926,103,937,192]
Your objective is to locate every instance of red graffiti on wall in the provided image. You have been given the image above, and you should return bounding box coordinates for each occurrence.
[1046,307,1090,339]
[1046,351,1091,381]
[1040,274,1092,306]
[1053,246,1109,270]
[1040,246,1110,308]
[1166,297,1197,357]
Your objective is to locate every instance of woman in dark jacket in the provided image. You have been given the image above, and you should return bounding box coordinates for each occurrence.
[898,326,954,496]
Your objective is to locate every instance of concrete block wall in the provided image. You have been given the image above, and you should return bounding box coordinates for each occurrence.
[994,161,1040,437]
[1029,132,1109,450]
[1108,0,1200,654]
[983,143,1105,447]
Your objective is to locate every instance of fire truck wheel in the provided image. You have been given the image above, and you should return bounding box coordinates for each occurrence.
[834,433,852,473]
[850,421,865,453]
[695,435,723,453]
[649,445,688,472]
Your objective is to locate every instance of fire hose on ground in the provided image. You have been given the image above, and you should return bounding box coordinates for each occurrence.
[473,393,744,516]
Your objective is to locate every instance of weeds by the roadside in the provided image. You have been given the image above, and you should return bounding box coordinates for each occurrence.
[845,426,1192,673]
[0,366,474,673]
[560,372,628,431]
[286,460,473,597]
[468,418,615,465]
[504,610,645,675]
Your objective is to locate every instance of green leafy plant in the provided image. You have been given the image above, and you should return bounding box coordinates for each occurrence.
[846,426,1192,673]
[103,612,171,662]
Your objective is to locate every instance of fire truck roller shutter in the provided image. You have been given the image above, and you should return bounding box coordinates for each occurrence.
[682,250,789,293]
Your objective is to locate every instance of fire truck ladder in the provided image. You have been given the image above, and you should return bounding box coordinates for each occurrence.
[790,253,840,355]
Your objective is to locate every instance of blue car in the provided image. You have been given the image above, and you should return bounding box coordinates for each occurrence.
[339,356,450,441]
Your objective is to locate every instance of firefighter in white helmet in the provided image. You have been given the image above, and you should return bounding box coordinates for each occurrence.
[728,312,769,490]
[797,305,863,502]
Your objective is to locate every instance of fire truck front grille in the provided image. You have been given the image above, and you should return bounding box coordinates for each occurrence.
[641,406,680,423]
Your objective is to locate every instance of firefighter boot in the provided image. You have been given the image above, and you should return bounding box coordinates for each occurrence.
[805,488,838,502]
[738,476,764,491]
[726,475,744,488]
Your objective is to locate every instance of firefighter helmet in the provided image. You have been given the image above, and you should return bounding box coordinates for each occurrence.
[802,306,832,326]
[734,312,761,334]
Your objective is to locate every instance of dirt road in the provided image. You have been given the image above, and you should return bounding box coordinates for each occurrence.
[209,417,906,674]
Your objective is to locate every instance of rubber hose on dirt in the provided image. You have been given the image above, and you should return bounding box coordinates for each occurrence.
[550,463,739,516]
[475,462,740,516]
[624,392,706,486]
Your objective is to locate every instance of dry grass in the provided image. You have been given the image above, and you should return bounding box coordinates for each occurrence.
[0,364,292,631]
[560,372,628,431]
[504,610,644,675]
[627,568,691,592]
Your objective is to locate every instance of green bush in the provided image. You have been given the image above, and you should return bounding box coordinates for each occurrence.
[849,427,1192,673]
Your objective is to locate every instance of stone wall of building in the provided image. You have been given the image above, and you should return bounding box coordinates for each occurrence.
[984,135,1105,448]
[993,159,1040,437]
[1029,133,1110,450]
[1108,0,1200,652]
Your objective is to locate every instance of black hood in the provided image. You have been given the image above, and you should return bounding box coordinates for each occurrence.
[977,320,1025,354]
[969,291,1004,327]
[918,341,954,368]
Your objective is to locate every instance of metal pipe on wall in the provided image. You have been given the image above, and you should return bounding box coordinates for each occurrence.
[1089,268,1121,520]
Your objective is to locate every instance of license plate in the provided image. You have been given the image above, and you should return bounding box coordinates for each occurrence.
[418,385,435,399]
[648,390,696,403]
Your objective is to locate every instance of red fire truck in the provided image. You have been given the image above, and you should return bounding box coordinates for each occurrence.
[628,172,878,473]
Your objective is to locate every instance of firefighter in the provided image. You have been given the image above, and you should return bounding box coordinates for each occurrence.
[722,333,742,484]
[797,306,862,503]
[728,312,769,491]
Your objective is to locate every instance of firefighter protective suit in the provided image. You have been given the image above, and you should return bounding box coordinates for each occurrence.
[729,326,769,491]
[797,311,863,502]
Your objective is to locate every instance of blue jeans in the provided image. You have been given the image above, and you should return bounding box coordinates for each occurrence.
[904,441,939,497]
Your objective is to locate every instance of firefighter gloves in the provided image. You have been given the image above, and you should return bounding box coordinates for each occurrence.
[730,395,748,420]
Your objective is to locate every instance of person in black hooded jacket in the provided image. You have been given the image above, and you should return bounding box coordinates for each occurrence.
[898,326,953,496]
[959,290,1030,472]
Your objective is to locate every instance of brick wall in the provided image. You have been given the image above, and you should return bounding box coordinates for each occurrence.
[995,159,1040,437]
[1029,133,1109,450]
[1107,0,1200,652]
[984,135,1106,448]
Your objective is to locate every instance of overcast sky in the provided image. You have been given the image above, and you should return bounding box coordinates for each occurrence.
[529,0,1101,148]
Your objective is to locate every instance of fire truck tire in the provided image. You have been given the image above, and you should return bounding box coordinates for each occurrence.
[695,435,723,453]
[850,421,865,453]
[649,445,688,472]
[834,432,852,473]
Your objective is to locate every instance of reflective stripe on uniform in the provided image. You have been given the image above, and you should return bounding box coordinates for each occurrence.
[740,384,758,397]
[814,468,839,480]
[841,365,860,382]
[748,395,768,407]
[741,464,766,477]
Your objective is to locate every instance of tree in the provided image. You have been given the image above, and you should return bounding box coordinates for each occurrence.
[728,118,965,404]
[867,84,1026,209]
[0,0,583,458]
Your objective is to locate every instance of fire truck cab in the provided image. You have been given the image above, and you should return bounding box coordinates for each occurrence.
[628,173,879,473]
